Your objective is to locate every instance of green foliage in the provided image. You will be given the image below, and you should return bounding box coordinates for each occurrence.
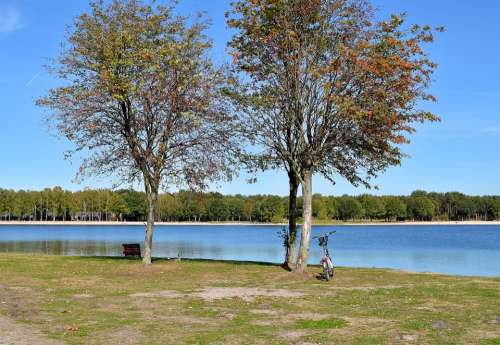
[37,0,237,197]
[227,0,442,188]
[116,189,146,221]
[207,197,230,221]
[406,195,436,221]
[338,196,364,221]
[252,196,285,223]
[108,194,129,219]
[312,194,330,220]
[360,195,386,220]
[384,196,407,221]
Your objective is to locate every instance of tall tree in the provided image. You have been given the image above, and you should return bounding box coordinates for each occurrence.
[227,0,441,271]
[38,0,237,264]
[383,196,407,221]
[338,196,364,221]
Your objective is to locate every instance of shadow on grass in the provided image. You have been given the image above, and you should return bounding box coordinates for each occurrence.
[70,255,293,270]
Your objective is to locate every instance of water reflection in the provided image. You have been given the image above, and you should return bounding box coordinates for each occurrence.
[0,224,499,276]
[0,240,123,256]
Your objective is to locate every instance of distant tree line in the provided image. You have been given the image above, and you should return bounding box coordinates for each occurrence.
[1,188,499,223]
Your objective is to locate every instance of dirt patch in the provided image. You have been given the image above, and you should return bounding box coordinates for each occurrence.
[157,314,215,325]
[58,276,104,287]
[8,286,32,292]
[95,326,143,345]
[207,307,237,320]
[72,293,94,299]
[293,313,331,321]
[488,316,500,324]
[342,316,389,324]
[398,333,419,342]
[277,330,308,340]
[250,309,280,316]
[323,316,391,338]
[130,287,305,302]
[415,305,437,312]
[250,319,275,326]
[431,320,452,330]
[2,296,35,319]
[329,284,404,291]
[0,315,63,345]
[130,290,184,298]
[192,287,305,302]
[465,329,500,341]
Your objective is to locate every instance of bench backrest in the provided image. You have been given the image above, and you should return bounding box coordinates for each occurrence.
[122,243,141,257]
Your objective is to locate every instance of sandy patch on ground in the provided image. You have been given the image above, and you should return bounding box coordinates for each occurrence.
[250,319,275,326]
[465,329,500,343]
[130,290,184,298]
[72,293,94,299]
[130,287,305,302]
[250,309,280,316]
[398,333,419,342]
[192,287,305,302]
[293,312,331,321]
[152,314,216,325]
[0,315,63,345]
[94,326,143,345]
[277,330,308,340]
[324,316,391,338]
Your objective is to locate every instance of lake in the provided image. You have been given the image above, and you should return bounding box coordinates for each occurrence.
[0,224,499,277]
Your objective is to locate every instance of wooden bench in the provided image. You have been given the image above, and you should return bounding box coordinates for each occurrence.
[122,243,141,258]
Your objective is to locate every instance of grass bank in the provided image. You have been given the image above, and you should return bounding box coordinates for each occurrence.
[0,254,498,344]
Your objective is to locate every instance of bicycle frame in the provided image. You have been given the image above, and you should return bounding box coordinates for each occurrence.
[314,231,336,281]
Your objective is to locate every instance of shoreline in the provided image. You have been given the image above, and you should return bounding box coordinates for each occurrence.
[1,220,500,226]
[0,252,497,278]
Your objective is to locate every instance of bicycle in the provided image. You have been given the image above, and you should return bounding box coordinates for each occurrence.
[313,230,336,281]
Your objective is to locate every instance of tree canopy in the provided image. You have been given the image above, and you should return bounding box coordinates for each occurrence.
[226,0,442,271]
[38,0,238,264]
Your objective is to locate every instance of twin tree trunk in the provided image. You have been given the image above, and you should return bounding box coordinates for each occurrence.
[285,170,313,272]
[296,170,313,272]
[285,173,299,270]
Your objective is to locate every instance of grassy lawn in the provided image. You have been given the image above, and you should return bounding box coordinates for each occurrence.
[0,254,498,345]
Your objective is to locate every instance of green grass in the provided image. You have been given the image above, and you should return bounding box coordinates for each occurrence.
[296,317,348,329]
[0,253,498,345]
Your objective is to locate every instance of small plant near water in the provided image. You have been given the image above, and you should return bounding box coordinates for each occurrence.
[277,226,290,263]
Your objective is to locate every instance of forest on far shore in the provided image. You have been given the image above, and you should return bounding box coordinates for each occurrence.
[1,187,499,223]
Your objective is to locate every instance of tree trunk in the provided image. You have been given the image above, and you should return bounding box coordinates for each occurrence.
[285,173,299,270]
[296,169,313,272]
[143,189,158,265]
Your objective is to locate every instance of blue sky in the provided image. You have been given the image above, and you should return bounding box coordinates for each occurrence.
[0,0,499,196]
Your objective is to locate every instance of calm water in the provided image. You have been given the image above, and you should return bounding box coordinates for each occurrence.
[0,224,499,277]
